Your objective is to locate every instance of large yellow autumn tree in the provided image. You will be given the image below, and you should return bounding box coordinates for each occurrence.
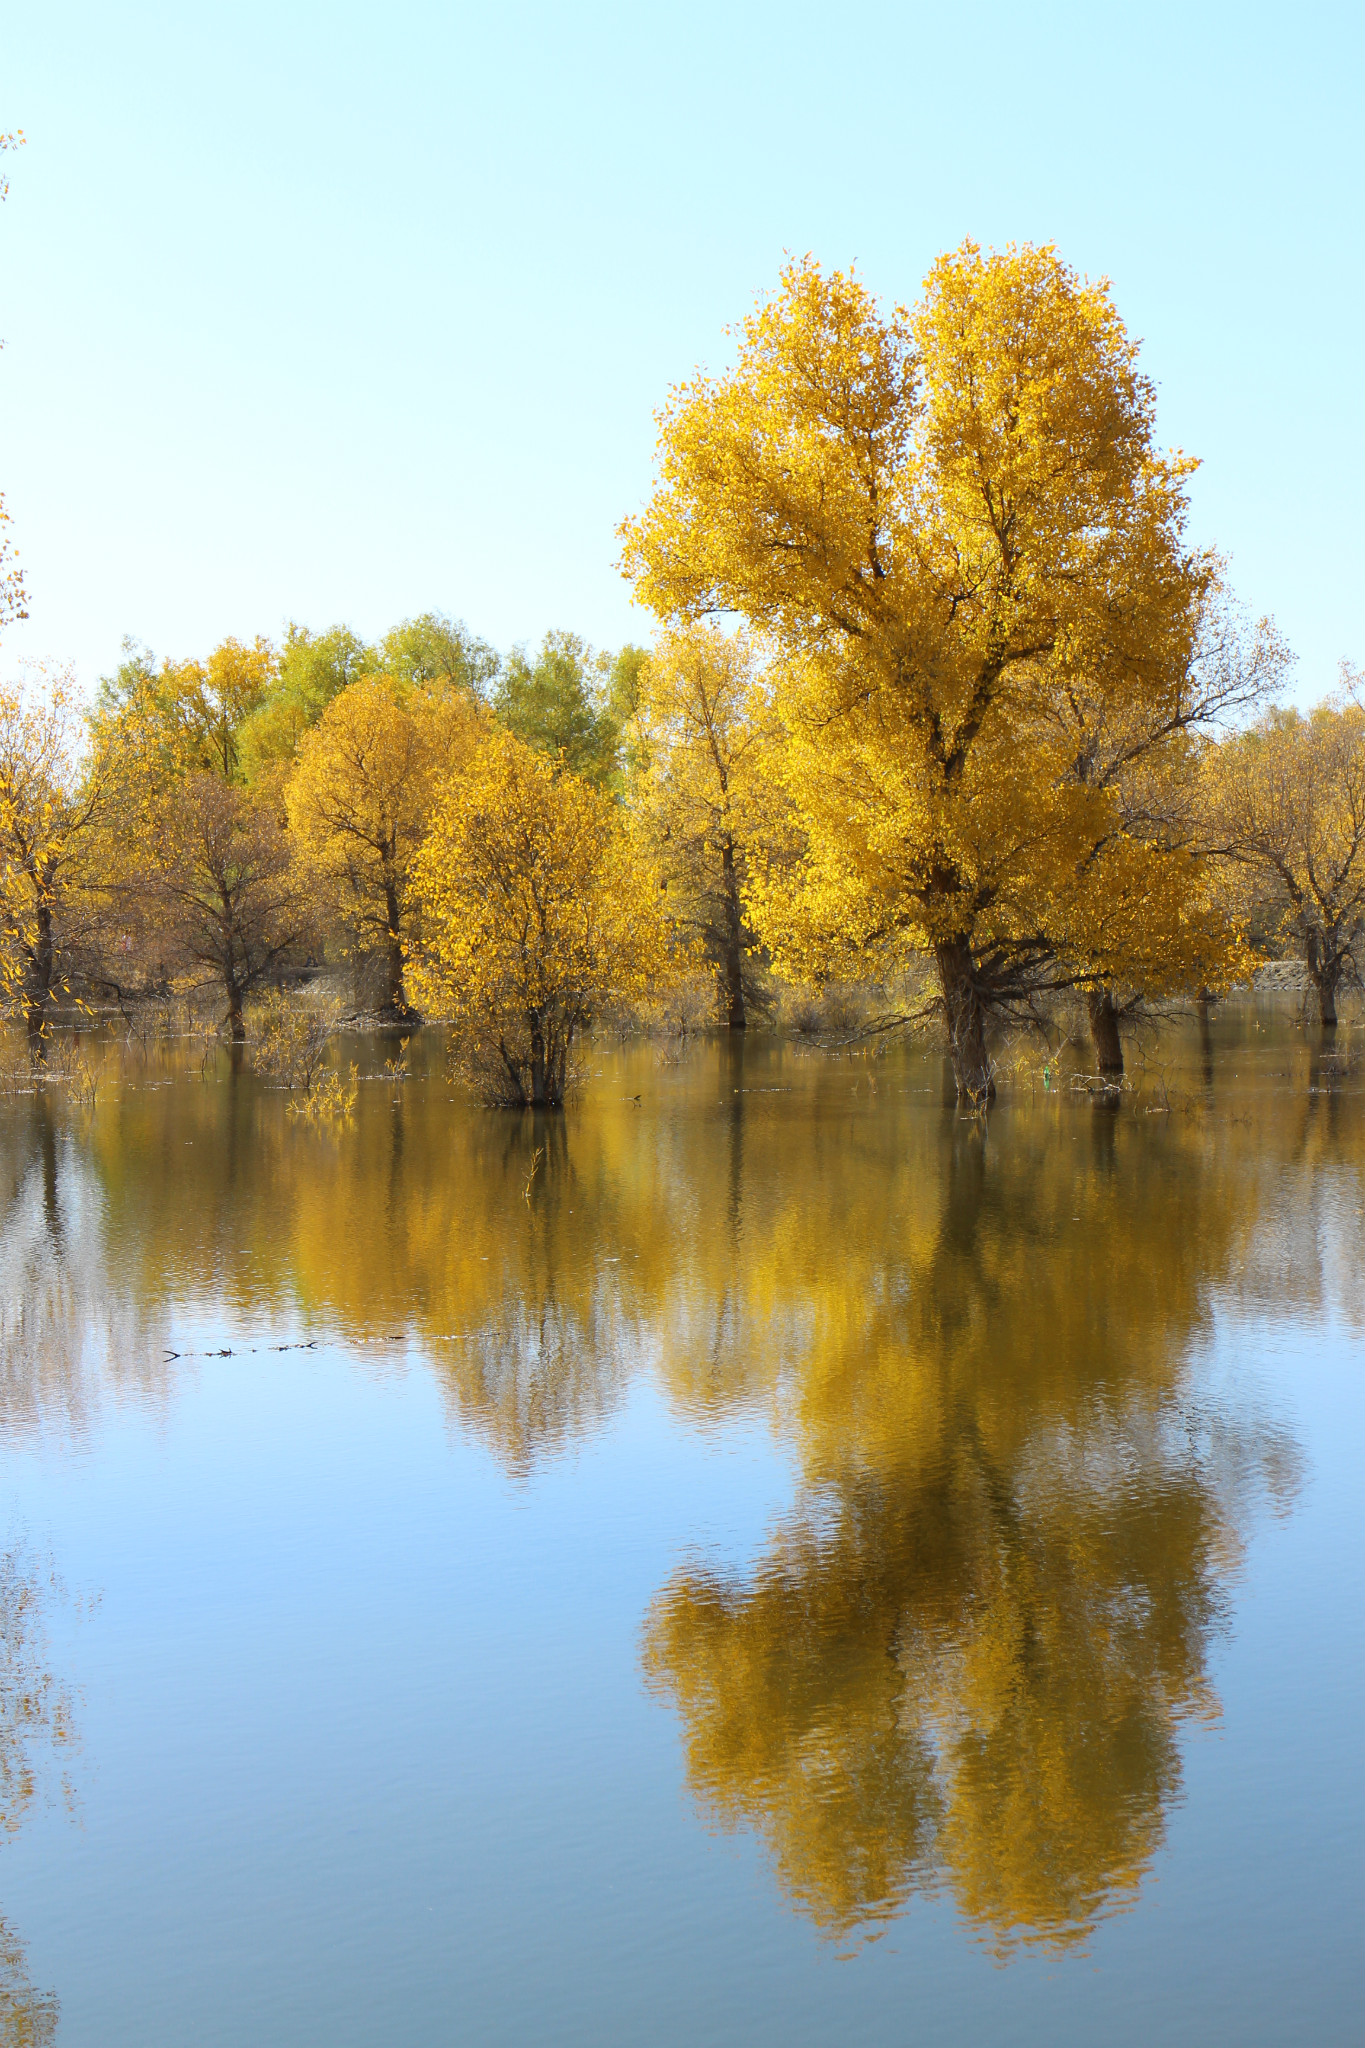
[621,243,1226,1098]
[407,727,670,1106]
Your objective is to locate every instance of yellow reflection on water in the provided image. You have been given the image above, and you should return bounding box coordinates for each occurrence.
[0,1541,73,2045]
[1,1010,1358,1957]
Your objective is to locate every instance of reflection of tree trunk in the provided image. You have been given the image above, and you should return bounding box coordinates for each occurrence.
[39,1097,60,1250]
[719,836,746,1031]
[1086,987,1124,1077]
[1197,991,1214,1088]
[387,1082,405,1220]
[934,938,992,1102]
[722,1033,745,1239]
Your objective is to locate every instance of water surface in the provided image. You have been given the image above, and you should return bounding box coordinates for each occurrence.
[0,1006,1361,2044]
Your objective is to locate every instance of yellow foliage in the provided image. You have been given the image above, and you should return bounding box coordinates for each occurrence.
[628,625,793,1026]
[0,668,107,1034]
[107,638,278,787]
[407,726,671,1104]
[287,1064,359,1125]
[248,990,338,1091]
[621,243,1220,1094]
[89,708,310,1040]
[285,676,483,1013]
[1207,682,1365,1023]
[0,492,25,641]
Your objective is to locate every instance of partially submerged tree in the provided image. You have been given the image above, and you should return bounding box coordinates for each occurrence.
[629,624,784,1028]
[622,244,1215,1099]
[1207,675,1365,1027]
[285,676,482,1016]
[407,727,669,1106]
[0,668,109,1042]
[94,655,313,1035]
[120,773,311,1038]
[1044,585,1289,1075]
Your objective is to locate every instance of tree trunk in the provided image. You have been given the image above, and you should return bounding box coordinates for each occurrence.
[1086,986,1124,1077]
[934,938,993,1103]
[1305,933,1341,1029]
[530,1018,548,1107]
[383,935,407,1016]
[719,836,746,1031]
[25,901,54,1048]
[225,970,245,1042]
[380,876,412,1017]
[1316,975,1339,1029]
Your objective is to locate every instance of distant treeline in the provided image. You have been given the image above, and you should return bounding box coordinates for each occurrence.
[1,241,1362,1105]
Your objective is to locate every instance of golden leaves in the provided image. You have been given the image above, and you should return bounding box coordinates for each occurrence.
[1206,692,1365,1011]
[407,726,671,1101]
[285,675,484,1002]
[621,241,1232,1055]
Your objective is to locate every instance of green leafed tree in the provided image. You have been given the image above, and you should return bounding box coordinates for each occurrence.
[492,629,622,791]
[236,624,377,781]
[378,612,499,698]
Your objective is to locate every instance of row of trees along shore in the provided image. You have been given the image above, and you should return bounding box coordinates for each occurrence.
[1,243,1362,1105]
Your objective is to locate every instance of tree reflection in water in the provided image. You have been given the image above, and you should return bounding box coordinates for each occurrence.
[642,1095,1317,1955]
[0,1093,169,1446]
[0,1542,73,2045]
[0,1017,1355,1964]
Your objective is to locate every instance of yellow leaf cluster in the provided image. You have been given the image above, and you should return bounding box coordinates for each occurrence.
[629,624,795,1024]
[1205,686,1365,1020]
[0,668,106,1031]
[407,726,670,1103]
[285,675,482,1011]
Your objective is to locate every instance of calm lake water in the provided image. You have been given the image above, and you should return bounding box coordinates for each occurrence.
[0,1004,1361,2046]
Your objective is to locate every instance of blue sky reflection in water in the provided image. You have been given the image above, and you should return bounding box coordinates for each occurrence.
[0,1001,1360,2046]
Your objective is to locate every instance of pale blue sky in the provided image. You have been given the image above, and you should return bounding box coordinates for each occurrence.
[2,0,1360,701]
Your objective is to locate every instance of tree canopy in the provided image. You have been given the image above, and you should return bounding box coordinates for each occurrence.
[622,243,1240,1096]
[493,630,624,791]
[407,725,669,1104]
[1206,674,1365,1024]
[286,675,482,1016]
[628,624,788,1028]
